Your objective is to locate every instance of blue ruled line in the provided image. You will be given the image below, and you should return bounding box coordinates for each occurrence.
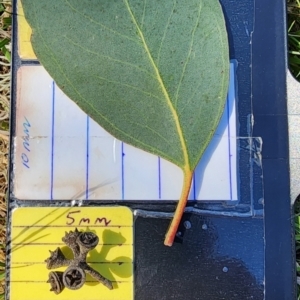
[158,157,161,199]
[121,142,125,200]
[50,81,55,200]
[85,116,90,200]
[226,95,233,200]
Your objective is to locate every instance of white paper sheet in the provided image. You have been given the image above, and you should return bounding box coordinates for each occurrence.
[13,62,237,201]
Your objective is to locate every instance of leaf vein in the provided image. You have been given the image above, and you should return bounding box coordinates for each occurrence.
[140,0,147,29]
[91,75,162,101]
[179,80,204,116]
[174,2,203,107]
[63,35,157,80]
[178,32,218,115]
[157,0,176,65]
[64,0,139,45]
[126,119,176,149]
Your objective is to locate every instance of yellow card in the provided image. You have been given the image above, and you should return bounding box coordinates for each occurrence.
[18,0,36,59]
[10,207,134,300]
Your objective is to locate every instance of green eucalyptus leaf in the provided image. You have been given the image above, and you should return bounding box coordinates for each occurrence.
[22,0,229,170]
[22,0,229,245]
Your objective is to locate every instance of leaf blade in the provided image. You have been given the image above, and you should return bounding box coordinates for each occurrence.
[22,0,229,170]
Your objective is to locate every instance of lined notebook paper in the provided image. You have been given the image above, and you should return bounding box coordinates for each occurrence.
[10,207,133,300]
[13,63,237,201]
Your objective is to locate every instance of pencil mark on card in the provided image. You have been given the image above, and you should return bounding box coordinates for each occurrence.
[21,117,31,169]
[66,210,111,226]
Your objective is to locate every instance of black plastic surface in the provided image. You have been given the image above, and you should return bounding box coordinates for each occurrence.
[135,215,264,300]
[252,0,295,299]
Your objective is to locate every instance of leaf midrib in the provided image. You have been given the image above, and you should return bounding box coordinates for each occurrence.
[123,0,190,171]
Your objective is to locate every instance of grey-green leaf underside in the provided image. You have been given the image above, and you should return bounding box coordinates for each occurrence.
[22,0,229,171]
